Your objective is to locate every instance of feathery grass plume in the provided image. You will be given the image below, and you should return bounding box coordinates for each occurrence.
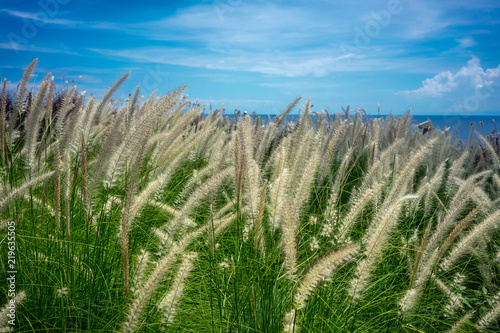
[276,96,301,127]
[330,145,356,196]
[269,166,289,231]
[0,290,26,332]
[473,239,494,286]
[446,311,475,333]
[295,99,313,139]
[337,182,384,243]
[476,290,500,329]
[0,220,6,231]
[318,119,348,177]
[408,218,433,290]
[126,155,197,230]
[121,217,231,333]
[93,72,129,121]
[157,252,198,326]
[132,250,150,297]
[168,111,216,161]
[255,121,276,167]
[90,113,125,186]
[269,134,288,176]
[212,212,235,236]
[0,171,54,211]
[435,278,463,316]
[437,204,483,263]
[81,96,107,142]
[282,309,296,333]
[420,160,447,215]
[322,145,358,230]
[24,72,51,168]
[80,133,89,226]
[62,95,93,156]
[398,248,439,313]
[393,136,439,180]
[477,131,500,172]
[356,137,404,195]
[441,208,500,271]
[291,132,320,212]
[254,180,268,257]
[295,244,359,310]
[395,109,412,139]
[147,108,199,160]
[427,170,490,251]
[0,78,7,165]
[139,89,157,116]
[349,194,417,301]
[492,173,500,191]
[169,166,233,232]
[282,199,298,279]
[177,167,217,202]
[233,131,245,213]
[9,59,37,133]
[53,86,78,136]
[106,87,185,182]
[370,119,380,167]
[54,144,62,230]
[469,184,493,210]
[126,84,141,131]
[148,200,181,217]
[37,76,55,165]
[46,75,55,121]
[241,115,262,223]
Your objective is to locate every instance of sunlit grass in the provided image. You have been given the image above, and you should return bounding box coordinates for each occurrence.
[1,60,500,332]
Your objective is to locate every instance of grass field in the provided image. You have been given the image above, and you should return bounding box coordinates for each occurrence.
[1,59,500,332]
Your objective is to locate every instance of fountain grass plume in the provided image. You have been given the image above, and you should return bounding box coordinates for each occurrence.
[121,214,232,332]
[0,79,7,165]
[446,311,475,333]
[295,244,359,309]
[0,171,55,211]
[9,59,37,133]
[477,131,500,173]
[441,208,500,271]
[0,290,26,331]
[254,180,268,257]
[350,194,418,301]
[282,199,298,279]
[157,252,198,326]
[24,73,51,170]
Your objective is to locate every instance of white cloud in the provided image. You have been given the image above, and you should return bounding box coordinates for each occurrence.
[0,42,79,55]
[90,46,365,77]
[0,9,81,26]
[398,57,500,98]
[456,37,476,48]
[0,9,124,31]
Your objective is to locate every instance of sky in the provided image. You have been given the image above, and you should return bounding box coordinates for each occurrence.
[0,0,499,115]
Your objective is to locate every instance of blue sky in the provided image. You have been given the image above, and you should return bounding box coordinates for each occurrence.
[0,0,499,115]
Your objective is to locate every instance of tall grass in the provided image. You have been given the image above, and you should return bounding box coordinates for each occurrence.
[1,60,500,332]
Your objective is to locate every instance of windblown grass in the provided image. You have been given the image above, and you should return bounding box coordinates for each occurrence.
[1,60,500,332]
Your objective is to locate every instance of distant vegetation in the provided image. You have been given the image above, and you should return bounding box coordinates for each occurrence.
[1,59,500,332]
